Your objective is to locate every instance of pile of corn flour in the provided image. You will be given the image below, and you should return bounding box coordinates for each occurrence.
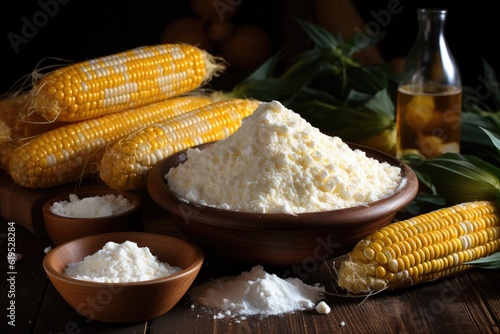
[166,100,402,214]
[190,265,325,318]
[50,194,134,218]
[64,241,181,283]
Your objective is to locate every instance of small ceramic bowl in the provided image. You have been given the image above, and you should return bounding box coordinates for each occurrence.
[43,231,204,323]
[147,142,419,266]
[42,188,143,246]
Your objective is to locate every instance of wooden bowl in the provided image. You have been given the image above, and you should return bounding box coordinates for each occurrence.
[43,232,204,323]
[147,143,419,266]
[42,188,143,246]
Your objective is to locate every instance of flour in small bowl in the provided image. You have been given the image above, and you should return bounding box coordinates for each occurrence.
[166,100,402,214]
[64,241,182,283]
[190,265,325,318]
[51,194,134,218]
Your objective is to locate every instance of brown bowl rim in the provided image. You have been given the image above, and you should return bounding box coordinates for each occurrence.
[147,142,419,230]
[42,231,204,287]
[42,189,143,221]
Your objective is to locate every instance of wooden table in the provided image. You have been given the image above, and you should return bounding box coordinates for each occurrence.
[2,194,500,334]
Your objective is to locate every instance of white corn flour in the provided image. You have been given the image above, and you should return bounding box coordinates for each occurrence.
[166,100,402,214]
[190,265,325,317]
[64,241,182,283]
[50,194,134,218]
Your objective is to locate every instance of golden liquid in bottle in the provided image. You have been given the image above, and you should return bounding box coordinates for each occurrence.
[396,84,461,159]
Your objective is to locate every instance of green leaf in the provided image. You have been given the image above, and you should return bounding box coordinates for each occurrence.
[481,58,500,109]
[240,53,280,82]
[291,86,343,106]
[461,114,499,147]
[363,88,395,120]
[228,52,309,101]
[228,78,303,102]
[480,126,500,154]
[344,30,384,57]
[464,252,500,269]
[282,48,326,80]
[404,194,446,216]
[344,90,377,106]
[291,98,392,139]
[414,153,500,204]
[294,18,343,50]
[345,66,388,95]
[463,154,500,178]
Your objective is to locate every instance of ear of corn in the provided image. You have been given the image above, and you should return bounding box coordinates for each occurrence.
[0,96,18,142]
[0,142,17,170]
[337,200,500,294]
[99,98,260,191]
[8,95,214,188]
[1,95,64,138]
[1,95,28,142]
[29,44,224,122]
[0,95,63,169]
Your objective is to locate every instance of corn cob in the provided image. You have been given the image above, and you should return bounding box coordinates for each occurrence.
[0,95,63,169]
[0,142,17,170]
[99,98,260,191]
[8,95,214,188]
[1,95,27,142]
[1,95,64,135]
[29,44,224,122]
[0,96,21,120]
[337,201,500,294]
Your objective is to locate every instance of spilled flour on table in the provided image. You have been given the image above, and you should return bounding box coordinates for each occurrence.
[189,265,325,320]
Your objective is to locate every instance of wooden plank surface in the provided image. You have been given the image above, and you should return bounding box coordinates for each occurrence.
[1,224,50,333]
[1,178,499,334]
[3,216,500,334]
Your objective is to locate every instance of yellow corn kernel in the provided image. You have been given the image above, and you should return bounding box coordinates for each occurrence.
[29,44,224,122]
[0,96,23,139]
[8,95,214,188]
[1,95,60,138]
[337,201,500,294]
[99,98,260,191]
[0,95,64,169]
[0,142,17,170]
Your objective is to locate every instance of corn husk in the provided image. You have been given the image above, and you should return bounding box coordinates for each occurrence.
[414,153,500,205]
[465,253,500,269]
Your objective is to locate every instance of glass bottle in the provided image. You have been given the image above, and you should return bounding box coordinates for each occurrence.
[396,8,462,159]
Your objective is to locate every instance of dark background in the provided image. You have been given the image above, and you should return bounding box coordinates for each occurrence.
[0,0,498,96]
[353,0,499,89]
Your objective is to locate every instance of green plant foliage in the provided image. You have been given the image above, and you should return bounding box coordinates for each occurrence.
[228,18,500,215]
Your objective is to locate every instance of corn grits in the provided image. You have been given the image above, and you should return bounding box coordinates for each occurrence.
[166,100,402,214]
